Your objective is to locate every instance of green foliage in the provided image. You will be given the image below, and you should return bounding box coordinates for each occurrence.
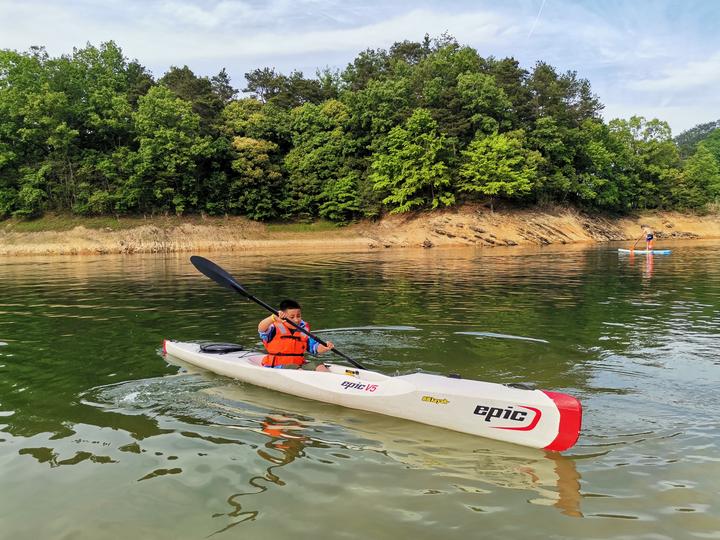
[527,116,576,201]
[673,144,720,208]
[160,65,224,132]
[319,170,362,222]
[349,77,415,143]
[458,130,540,201]
[456,72,512,136]
[226,136,283,220]
[1,37,717,223]
[0,188,17,218]
[608,116,681,209]
[674,121,720,158]
[14,165,50,218]
[700,128,720,165]
[244,67,328,109]
[573,120,629,208]
[371,108,454,213]
[527,62,602,128]
[211,68,238,105]
[284,100,358,218]
[129,85,212,214]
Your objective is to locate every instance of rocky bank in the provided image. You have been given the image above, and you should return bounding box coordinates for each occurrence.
[1,206,718,256]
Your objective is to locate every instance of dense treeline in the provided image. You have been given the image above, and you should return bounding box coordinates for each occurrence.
[1,37,719,222]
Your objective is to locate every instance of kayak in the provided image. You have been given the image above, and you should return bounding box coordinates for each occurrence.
[162,340,582,451]
[618,248,671,255]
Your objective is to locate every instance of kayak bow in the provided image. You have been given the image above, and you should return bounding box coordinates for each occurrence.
[162,340,582,451]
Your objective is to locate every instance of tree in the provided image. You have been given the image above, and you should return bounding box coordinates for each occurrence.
[221,98,292,154]
[347,77,414,144]
[526,116,576,202]
[388,36,432,65]
[608,116,681,209]
[672,144,720,208]
[527,62,602,128]
[225,137,283,220]
[484,57,532,129]
[243,67,325,109]
[0,48,54,216]
[456,72,512,137]
[411,43,485,141]
[458,130,540,207]
[341,48,390,91]
[572,120,636,209]
[370,108,454,213]
[284,99,361,220]
[700,128,720,165]
[243,67,284,102]
[160,65,223,131]
[318,171,362,222]
[210,68,238,105]
[675,120,720,158]
[125,86,212,214]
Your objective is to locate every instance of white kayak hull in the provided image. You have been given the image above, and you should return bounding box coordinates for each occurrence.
[163,340,582,451]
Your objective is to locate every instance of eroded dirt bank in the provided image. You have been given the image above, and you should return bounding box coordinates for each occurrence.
[1,206,718,256]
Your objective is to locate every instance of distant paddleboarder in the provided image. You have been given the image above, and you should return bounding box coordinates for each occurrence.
[643,225,654,251]
[632,225,655,251]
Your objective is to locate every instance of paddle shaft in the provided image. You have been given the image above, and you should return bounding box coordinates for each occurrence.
[190,256,366,370]
[632,233,644,249]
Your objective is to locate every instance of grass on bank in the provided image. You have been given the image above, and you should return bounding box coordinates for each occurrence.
[1,213,343,234]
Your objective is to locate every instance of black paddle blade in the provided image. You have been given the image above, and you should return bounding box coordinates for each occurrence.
[190,256,250,297]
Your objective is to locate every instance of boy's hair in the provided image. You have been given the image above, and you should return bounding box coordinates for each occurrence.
[279,299,301,310]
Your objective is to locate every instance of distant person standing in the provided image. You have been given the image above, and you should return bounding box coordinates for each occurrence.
[643,226,654,251]
[632,225,655,252]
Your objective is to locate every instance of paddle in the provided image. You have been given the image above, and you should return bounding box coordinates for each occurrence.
[631,233,643,251]
[190,255,367,370]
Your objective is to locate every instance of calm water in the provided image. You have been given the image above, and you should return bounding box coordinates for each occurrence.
[1,242,719,539]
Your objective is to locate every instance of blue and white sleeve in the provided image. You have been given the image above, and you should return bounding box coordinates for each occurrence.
[259,325,275,343]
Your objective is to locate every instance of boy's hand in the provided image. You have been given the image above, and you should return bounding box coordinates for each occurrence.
[318,341,334,354]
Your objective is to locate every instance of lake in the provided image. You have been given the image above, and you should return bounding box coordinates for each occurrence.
[1,241,719,539]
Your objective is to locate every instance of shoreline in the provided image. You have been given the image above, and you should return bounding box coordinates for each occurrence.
[2,206,719,256]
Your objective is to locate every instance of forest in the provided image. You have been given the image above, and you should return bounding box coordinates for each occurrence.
[1,35,719,222]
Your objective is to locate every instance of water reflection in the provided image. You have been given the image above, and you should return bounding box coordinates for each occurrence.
[625,251,654,280]
[212,415,313,534]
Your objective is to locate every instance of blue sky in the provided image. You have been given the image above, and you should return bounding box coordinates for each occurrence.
[1,0,719,135]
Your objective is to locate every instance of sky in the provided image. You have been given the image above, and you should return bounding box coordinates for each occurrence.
[1,0,719,135]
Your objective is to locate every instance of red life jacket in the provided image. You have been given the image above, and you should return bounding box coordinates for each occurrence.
[261,320,310,367]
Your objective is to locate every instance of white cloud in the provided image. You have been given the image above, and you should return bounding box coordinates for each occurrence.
[627,51,720,92]
[602,100,720,136]
[0,2,515,61]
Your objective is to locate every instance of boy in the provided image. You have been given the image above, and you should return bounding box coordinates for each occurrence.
[258,299,333,370]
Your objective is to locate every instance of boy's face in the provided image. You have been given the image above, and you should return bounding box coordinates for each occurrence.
[283,308,302,324]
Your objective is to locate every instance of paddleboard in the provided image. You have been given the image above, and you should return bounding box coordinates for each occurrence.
[618,249,671,255]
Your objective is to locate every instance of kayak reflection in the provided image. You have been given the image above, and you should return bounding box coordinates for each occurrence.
[203,381,583,518]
